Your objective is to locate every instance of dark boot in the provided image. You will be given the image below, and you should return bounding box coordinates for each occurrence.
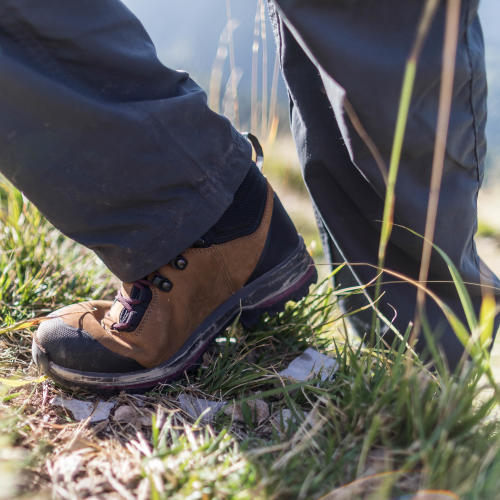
[33,165,317,392]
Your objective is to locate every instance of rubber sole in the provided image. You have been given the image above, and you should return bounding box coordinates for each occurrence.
[32,238,317,394]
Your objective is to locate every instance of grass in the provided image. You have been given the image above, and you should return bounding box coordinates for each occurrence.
[1,171,500,499]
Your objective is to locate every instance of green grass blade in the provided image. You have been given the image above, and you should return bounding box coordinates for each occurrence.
[432,244,478,333]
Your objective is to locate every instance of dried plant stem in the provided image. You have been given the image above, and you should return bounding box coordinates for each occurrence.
[225,0,239,128]
[259,0,268,138]
[267,51,281,146]
[343,97,388,184]
[209,25,230,113]
[413,0,462,343]
[251,1,261,134]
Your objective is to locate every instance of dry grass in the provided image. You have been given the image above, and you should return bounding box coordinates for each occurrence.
[2,169,500,499]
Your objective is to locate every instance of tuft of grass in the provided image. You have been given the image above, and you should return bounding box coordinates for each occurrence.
[1,176,500,499]
[142,416,261,500]
[0,179,115,379]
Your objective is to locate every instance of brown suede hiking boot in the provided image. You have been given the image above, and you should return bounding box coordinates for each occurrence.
[33,172,317,393]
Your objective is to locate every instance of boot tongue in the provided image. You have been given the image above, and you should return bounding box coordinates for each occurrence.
[107,283,153,332]
[107,283,132,323]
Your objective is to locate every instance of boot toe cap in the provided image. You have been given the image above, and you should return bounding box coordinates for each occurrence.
[33,315,143,374]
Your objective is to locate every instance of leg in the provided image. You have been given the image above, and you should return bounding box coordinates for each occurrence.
[0,0,317,390]
[0,0,252,282]
[268,0,499,367]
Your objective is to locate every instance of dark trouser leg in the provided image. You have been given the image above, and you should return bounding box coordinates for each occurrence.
[0,0,252,282]
[269,0,500,368]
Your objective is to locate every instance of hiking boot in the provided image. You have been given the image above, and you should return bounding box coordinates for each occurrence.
[32,164,317,393]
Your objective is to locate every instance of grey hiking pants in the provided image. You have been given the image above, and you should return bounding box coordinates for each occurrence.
[0,0,497,368]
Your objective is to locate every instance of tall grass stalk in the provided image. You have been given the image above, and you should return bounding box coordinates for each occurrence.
[250,0,280,145]
[343,97,388,184]
[259,0,268,139]
[211,0,279,145]
[225,0,240,128]
[414,0,462,342]
[251,1,261,134]
[209,22,231,113]
[267,51,281,145]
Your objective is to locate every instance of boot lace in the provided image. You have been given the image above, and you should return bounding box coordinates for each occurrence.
[111,255,188,331]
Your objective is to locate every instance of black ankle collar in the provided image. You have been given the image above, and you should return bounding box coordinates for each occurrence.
[201,162,267,245]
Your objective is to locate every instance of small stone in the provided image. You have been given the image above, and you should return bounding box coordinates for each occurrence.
[51,396,115,423]
[274,408,293,426]
[177,394,226,423]
[278,348,338,382]
[113,405,136,423]
[224,399,269,424]
[137,415,153,427]
[113,405,152,426]
[271,409,294,436]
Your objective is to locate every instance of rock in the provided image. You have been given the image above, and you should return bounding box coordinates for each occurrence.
[272,408,293,429]
[177,394,226,423]
[270,408,316,436]
[224,399,269,424]
[113,405,152,426]
[51,396,115,423]
[279,348,338,382]
[113,405,136,423]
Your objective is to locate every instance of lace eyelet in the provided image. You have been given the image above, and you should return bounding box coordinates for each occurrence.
[173,256,188,270]
[152,275,173,292]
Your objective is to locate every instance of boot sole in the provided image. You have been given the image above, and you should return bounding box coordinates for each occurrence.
[32,238,317,394]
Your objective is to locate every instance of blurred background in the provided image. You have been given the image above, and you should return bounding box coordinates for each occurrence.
[122,0,500,173]
[122,0,500,272]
